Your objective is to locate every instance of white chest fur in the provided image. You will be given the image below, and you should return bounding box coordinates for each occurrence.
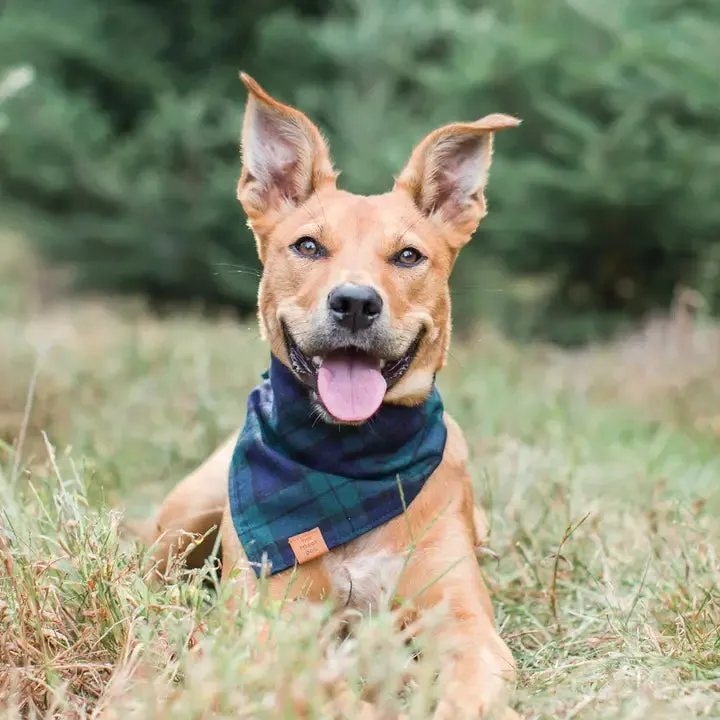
[323,537,406,613]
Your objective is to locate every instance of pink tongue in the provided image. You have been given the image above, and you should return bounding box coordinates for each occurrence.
[317,352,387,422]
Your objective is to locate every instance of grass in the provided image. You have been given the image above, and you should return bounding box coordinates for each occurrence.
[1,237,720,718]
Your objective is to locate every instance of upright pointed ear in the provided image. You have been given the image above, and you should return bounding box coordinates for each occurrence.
[394,114,520,245]
[237,73,337,220]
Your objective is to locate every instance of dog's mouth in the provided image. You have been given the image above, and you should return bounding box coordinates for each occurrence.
[283,325,424,423]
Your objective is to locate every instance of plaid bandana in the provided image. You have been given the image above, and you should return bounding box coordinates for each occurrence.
[229,355,447,577]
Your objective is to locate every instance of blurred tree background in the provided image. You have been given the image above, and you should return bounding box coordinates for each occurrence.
[1,0,719,344]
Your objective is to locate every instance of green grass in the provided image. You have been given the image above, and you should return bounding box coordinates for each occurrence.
[1,246,720,718]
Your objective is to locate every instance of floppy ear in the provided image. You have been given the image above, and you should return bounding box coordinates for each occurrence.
[394,115,520,245]
[237,73,337,220]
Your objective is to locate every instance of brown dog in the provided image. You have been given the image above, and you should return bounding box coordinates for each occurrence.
[143,74,520,719]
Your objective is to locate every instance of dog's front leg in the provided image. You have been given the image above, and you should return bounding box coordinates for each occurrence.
[396,520,517,720]
[431,612,518,720]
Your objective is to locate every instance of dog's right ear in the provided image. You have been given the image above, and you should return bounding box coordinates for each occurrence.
[237,73,337,221]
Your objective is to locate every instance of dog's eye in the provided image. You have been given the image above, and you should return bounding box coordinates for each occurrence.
[291,236,325,258]
[392,247,425,267]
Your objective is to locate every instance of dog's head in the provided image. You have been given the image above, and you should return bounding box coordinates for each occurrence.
[237,74,519,424]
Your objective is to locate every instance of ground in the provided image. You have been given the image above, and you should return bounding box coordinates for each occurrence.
[1,235,719,719]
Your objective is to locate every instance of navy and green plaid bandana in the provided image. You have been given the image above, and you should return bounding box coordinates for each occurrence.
[229,355,447,576]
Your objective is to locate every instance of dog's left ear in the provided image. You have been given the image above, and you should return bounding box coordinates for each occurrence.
[395,115,520,246]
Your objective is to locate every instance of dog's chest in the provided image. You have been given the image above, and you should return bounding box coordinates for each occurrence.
[321,533,406,613]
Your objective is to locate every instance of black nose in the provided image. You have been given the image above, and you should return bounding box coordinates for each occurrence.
[328,283,383,332]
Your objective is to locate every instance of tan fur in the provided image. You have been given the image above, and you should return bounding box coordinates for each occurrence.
[143,74,520,719]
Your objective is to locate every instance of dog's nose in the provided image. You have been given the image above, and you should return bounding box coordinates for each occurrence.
[328,283,383,332]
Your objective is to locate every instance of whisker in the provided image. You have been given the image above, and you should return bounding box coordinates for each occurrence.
[313,191,329,234]
[394,214,422,245]
[212,263,262,279]
[298,199,324,240]
[444,347,466,370]
[450,286,507,296]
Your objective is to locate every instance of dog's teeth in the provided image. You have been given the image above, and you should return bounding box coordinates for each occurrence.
[312,356,322,368]
[379,359,386,369]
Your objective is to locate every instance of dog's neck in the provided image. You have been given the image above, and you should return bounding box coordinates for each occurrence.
[228,356,448,576]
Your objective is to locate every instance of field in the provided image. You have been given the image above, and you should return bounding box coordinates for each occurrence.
[1,235,720,719]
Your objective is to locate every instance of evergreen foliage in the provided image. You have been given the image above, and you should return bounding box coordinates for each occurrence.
[1,0,719,342]
[0,0,330,312]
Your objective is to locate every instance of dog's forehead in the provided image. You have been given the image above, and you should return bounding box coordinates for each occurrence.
[301,188,423,243]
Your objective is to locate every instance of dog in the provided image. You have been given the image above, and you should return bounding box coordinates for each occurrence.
[140,73,520,719]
